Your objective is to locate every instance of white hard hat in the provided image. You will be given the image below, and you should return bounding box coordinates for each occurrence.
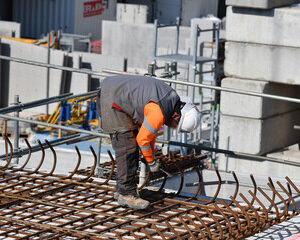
[177,103,201,133]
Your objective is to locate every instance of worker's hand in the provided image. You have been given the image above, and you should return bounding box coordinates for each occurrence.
[148,159,160,172]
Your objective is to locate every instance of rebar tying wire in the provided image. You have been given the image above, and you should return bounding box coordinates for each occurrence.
[0,136,298,239]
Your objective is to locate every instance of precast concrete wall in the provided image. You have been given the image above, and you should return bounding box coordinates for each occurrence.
[226,6,300,47]
[69,51,124,94]
[101,18,222,77]
[0,21,21,38]
[218,3,300,177]
[224,42,300,85]
[117,3,148,24]
[219,110,300,155]
[101,20,191,72]
[0,38,66,114]
[220,78,300,118]
[226,0,300,9]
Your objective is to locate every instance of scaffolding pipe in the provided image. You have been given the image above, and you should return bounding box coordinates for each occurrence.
[1,113,299,168]
[0,91,98,115]
[13,95,20,164]
[1,55,300,104]
[0,114,109,139]
[157,139,300,168]
[103,69,300,105]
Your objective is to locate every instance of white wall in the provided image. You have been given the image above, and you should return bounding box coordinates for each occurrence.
[74,0,117,41]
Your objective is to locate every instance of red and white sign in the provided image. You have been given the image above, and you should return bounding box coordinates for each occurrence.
[83,0,104,17]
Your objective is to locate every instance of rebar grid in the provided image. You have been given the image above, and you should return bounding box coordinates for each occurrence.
[0,136,299,239]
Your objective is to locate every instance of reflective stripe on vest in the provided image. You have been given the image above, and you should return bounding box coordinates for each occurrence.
[139,144,151,151]
[143,117,157,134]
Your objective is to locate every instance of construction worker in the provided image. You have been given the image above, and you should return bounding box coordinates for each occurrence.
[97,75,201,209]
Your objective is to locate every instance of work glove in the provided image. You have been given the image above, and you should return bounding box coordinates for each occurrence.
[148,159,160,172]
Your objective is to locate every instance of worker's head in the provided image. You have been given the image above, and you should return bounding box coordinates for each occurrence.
[165,100,183,128]
[177,102,201,133]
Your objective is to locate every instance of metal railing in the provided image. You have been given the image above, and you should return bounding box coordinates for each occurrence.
[1,55,300,104]
[1,54,300,169]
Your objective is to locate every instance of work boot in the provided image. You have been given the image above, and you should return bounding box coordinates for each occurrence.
[118,194,150,209]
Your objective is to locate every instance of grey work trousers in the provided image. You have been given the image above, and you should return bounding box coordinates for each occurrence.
[110,129,139,196]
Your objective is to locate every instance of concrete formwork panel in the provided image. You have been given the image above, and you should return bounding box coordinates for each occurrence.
[69,51,124,94]
[226,6,300,47]
[220,78,300,118]
[218,110,300,155]
[102,20,190,71]
[117,3,148,24]
[224,41,300,85]
[1,38,65,114]
[226,0,300,9]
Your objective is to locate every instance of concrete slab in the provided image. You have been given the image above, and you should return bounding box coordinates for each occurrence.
[218,110,300,155]
[224,41,300,85]
[226,0,300,9]
[226,5,300,47]
[220,78,300,118]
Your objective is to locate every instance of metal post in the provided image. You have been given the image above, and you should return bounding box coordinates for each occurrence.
[171,61,178,91]
[181,133,188,156]
[46,33,51,115]
[175,17,180,55]
[95,117,103,177]
[13,95,20,164]
[153,19,158,60]
[139,162,147,187]
[226,136,230,173]
[123,58,128,72]
[163,126,170,156]
[198,93,203,141]
[192,24,199,104]
[209,105,215,166]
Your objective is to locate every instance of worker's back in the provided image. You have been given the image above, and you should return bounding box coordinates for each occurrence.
[100,75,180,133]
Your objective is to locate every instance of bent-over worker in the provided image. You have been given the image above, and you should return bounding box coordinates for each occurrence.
[97,75,200,209]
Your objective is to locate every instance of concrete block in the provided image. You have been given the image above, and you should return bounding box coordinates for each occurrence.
[218,110,300,155]
[220,78,300,118]
[226,0,300,9]
[102,20,190,70]
[117,3,148,24]
[226,6,300,47]
[224,41,300,85]
[0,21,21,38]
